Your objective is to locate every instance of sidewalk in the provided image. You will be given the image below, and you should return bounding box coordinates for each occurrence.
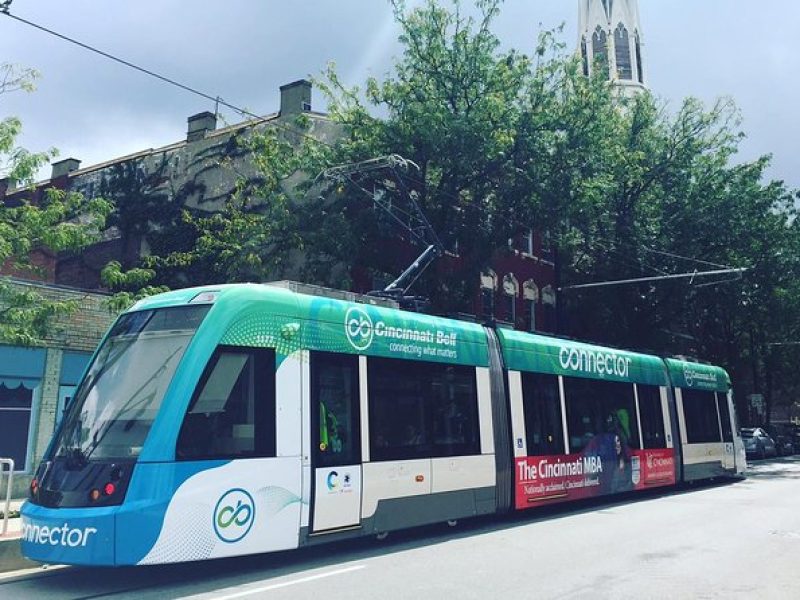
[0,499,38,574]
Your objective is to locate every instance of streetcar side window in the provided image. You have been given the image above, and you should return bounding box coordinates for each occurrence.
[177,347,275,460]
[521,372,565,456]
[716,392,733,442]
[681,389,721,444]
[564,378,639,454]
[637,385,667,449]
[312,352,361,468]
[368,357,480,461]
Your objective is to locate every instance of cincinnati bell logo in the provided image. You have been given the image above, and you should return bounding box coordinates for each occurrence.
[326,470,352,493]
[683,364,695,387]
[345,307,373,351]
[213,488,255,543]
[327,470,341,491]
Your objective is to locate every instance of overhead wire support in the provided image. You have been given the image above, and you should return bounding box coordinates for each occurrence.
[321,154,445,300]
[559,267,748,292]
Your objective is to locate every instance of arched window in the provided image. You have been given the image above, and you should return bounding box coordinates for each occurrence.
[592,26,609,78]
[615,23,632,80]
[502,274,519,325]
[581,36,589,76]
[635,31,644,84]
[480,269,497,320]
[523,280,539,332]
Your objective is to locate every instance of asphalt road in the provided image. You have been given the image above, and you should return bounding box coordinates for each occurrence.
[3,457,799,600]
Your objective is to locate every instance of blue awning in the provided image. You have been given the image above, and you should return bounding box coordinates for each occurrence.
[0,346,46,379]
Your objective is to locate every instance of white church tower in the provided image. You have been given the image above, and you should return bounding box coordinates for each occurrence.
[578,0,646,96]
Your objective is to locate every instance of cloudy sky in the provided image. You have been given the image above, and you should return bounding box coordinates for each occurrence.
[1,0,798,190]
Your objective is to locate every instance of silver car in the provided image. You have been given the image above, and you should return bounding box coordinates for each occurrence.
[741,427,777,460]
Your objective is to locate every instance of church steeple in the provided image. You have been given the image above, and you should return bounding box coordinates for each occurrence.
[578,0,646,95]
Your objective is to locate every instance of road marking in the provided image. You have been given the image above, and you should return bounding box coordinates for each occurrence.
[196,564,365,600]
[0,564,69,581]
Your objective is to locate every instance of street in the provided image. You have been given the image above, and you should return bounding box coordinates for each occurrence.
[2,457,798,599]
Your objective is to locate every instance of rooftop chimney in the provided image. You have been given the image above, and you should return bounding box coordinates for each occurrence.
[51,158,81,179]
[187,111,217,142]
[279,80,312,117]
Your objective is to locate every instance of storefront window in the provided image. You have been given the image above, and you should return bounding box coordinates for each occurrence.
[0,346,46,472]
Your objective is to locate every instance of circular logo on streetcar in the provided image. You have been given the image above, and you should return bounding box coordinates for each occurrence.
[345,307,374,351]
[683,364,695,387]
[327,470,340,491]
[213,488,255,543]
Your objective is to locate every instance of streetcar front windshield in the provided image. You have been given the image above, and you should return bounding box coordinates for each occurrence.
[51,305,210,462]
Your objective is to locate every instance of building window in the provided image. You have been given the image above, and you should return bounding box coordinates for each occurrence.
[56,351,92,427]
[480,270,497,321]
[523,229,534,256]
[635,32,644,83]
[523,280,539,333]
[592,26,609,77]
[502,274,519,324]
[0,382,36,471]
[581,36,589,76]
[541,230,554,261]
[615,24,632,80]
[0,346,45,472]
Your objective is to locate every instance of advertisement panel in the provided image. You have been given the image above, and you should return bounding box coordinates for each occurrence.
[514,447,676,510]
[498,329,668,386]
[665,358,730,393]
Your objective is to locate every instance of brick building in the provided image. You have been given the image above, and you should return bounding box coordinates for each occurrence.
[0,80,557,333]
[0,280,115,496]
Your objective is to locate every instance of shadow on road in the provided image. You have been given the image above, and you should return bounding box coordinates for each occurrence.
[0,474,758,599]
[743,455,800,480]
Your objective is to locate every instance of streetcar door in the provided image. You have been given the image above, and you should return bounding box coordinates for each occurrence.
[717,391,735,470]
[310,352,363,532]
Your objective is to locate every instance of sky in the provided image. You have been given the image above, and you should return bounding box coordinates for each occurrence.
[1,0,798,190]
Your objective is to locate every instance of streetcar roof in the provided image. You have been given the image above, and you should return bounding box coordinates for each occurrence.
[126,283,731,385]
[127,283,491,367]
[496,328,670,386]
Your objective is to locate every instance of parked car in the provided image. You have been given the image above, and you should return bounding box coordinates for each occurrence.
[740,428,778,460]
[766,425,796,456]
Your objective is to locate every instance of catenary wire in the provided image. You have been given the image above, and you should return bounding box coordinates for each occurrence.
[3,4,740,275]
[0,8,340,152]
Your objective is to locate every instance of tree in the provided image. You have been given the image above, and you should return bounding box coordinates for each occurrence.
[101,122,307,303]
[1,63,111,344]
[306,0,551,311]
[101,0,800,416]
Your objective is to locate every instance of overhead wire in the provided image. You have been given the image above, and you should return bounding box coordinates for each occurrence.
[3,4,745,281]
[0,6,339,152]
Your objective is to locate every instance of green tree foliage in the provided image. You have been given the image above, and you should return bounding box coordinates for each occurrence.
[307,0,800,418]
[102,124,307,301]
[105,1,798,419]
[1,63,112,344]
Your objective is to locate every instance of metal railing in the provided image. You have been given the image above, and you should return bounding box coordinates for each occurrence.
[0,458,14,536]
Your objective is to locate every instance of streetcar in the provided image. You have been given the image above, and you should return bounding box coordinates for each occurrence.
[21,282,746,566]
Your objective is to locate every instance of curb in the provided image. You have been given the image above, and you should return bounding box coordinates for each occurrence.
[0,536,36,574]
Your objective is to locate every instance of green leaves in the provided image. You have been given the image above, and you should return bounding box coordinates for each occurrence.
[1,63,112,345]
